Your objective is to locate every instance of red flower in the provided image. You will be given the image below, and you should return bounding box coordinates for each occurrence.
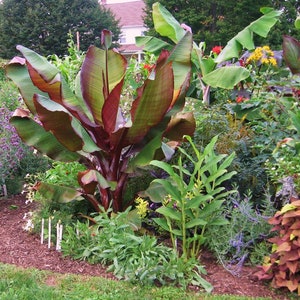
[143,64,154,73]
[236,96,249,103]
[238,59,245,67]
[212,46,222,55]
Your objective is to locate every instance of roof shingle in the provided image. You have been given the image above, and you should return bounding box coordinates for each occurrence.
[104,1,145,27]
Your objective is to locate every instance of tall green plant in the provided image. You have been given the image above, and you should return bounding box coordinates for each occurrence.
[143,135,236,260]
[6,29,195,212]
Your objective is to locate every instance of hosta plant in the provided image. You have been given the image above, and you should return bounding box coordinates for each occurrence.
[6,29,195,212]
[255,196,300,295]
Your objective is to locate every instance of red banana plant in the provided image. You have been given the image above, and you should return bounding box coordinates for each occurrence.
[6,29,195,212]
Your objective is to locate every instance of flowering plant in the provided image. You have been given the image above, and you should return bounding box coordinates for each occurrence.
[246,45,277,67]
[0,107,25,180]
[211,46,222,56]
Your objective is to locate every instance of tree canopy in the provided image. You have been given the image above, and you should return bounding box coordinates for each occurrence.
[143,0,300,51]
[0,0,121,58]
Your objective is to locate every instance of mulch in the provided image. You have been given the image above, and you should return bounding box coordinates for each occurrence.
[0,194,292,299]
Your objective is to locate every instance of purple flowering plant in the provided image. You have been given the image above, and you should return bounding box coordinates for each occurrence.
[0,107,25,180]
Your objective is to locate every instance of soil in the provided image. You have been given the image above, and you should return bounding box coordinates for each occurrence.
[0,194,292,299]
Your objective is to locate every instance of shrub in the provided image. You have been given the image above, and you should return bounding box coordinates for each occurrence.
[0,107,49,195]
[255,196,300,295]
[184,102,269,204]
[0,59,7,81]
[24,161,92,234]
[0,79,20,110]
[206,190,276,275]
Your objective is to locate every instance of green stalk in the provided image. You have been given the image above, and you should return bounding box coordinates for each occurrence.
[196,224,207,256]
[178,156,187,261]
[181,199,187,261]
[166,217,176,253]
[191,224,198,259]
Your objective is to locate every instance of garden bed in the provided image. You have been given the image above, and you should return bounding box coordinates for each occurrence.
[0,194,290,299]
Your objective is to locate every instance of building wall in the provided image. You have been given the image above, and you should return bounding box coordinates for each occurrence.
[101,0,146,55]
[120,26,145,45]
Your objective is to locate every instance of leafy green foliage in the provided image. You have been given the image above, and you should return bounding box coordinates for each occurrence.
[121,53,157,117]
[0,0,121,58]
[61,207,213,292]
[144,135,236,260]
[49,33,85,92]
[266,146,300,196]
[255,197,300,295]
[143,0,293,51]
[0,80,20,110]
[41,161,85,188]
[138,3,281,105]
[0,60,7,81]
[23,161,93,237]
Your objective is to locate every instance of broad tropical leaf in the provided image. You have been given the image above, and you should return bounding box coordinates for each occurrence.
[10,109,80,162]
[283,35,300,74]
[215,8,282,63]
[36,182,83,203]
[152,2,186,43]
[202,66,250,89]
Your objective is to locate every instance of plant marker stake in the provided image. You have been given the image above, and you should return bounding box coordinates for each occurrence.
[48,217,51,249]
[3,184,7,197]
[56,222,63,251]
[41,218,44,244]
[56,222,59,250]
[59,224,63,250]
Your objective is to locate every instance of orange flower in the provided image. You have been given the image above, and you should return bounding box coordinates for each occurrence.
[212,46,222,55]
[236,96,244,103]
[143,64,154,73]
[236,96,249,103]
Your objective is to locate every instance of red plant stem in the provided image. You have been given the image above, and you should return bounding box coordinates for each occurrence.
[83,194,101,212]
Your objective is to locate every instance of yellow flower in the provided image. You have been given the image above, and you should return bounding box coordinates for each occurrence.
[135,197,148,218]
[269,57,277,66]
[163,194,172,206]
[246,46,277,66]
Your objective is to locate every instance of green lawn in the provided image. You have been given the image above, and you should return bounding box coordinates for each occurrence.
[0,263,275,300]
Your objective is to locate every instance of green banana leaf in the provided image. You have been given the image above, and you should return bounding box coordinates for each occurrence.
[215,8,282,63]
[152,2,186,43]
[202,66,250,89]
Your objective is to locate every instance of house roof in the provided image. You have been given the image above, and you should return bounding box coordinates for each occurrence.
[118,43,143,53]
[104,1,146,27]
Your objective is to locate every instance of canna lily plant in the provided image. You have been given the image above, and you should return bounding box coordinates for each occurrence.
[6,29,195,213]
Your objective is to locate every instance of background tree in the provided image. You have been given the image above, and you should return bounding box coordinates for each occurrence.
[0,0,121,58]
[143,0,300,51]
[265,0,300,47]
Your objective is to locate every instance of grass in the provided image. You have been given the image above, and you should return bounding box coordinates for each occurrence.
[0,263,277,300]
